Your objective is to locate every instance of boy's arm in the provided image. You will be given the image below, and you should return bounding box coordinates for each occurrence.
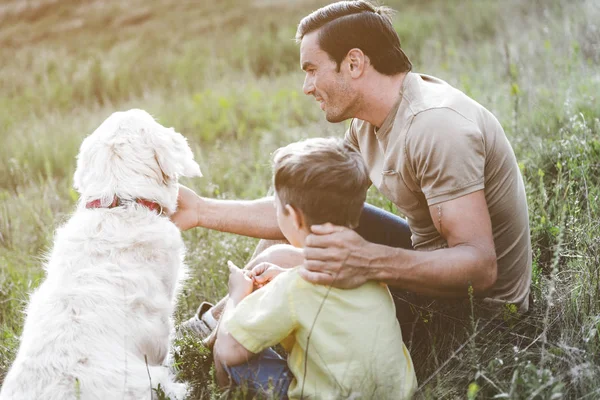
[213,297,255,367]
[214,269,298,370]
[214,261,257,367]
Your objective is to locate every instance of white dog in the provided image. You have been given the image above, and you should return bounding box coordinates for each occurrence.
[0,109,201,400]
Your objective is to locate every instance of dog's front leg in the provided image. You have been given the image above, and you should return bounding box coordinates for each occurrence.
[147,365,188,400]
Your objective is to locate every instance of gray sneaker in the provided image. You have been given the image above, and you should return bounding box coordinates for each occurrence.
[179,302,218,340]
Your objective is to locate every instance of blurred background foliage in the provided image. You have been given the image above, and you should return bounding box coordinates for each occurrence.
[0,0,599,398]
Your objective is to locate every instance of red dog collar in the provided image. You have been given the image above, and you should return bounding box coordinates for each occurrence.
[86,196,163,215]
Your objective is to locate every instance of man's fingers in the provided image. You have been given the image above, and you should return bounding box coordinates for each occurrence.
[176,184,197,206]
[177,183,190,193]
[298,268,334,285]
[310,223,347,235]
[305,232,344,249]
[303,247,336,262]
[303,259,330,273]
[176,184,188,201]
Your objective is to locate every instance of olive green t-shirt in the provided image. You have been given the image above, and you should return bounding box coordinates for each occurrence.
[345,72,532,312]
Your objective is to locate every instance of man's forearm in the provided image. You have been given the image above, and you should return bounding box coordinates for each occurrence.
[368,243,497,297]
[199,196,284,240]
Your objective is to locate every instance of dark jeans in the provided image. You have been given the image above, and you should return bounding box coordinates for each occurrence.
[355,203,415,251]
[225,348,291,399]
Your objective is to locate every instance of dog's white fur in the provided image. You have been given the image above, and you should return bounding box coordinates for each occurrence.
[0,109,201,400]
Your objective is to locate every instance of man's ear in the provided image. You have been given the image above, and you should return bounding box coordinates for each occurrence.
[285,204,307,231]
[153,128,202,181]
[346,48,367,78]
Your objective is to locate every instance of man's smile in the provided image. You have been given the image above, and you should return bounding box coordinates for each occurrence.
[315,97,325,109]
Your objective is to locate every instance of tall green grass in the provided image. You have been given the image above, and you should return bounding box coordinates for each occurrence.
[1,0,599,398]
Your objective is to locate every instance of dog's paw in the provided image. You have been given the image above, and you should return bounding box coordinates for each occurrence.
[162,382,188,400]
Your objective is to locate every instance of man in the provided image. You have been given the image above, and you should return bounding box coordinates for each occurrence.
[173,0,532,349]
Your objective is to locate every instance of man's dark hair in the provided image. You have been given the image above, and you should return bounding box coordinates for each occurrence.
[296,0,412,75]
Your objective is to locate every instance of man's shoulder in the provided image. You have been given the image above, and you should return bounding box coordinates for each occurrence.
[351,73,482,134]
[404,73,483,119]
[408,106,479,136]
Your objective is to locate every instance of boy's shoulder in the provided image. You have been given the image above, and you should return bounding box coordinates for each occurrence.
[290,266,392,300]
[269,266,392,307]
[261,266,304,293]
[269,267,330,297]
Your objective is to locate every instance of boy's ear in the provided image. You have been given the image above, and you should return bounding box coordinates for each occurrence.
[285,204,306,231]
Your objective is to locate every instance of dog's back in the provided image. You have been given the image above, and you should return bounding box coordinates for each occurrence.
[0,206,188,400]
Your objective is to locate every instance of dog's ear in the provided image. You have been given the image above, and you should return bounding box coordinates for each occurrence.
[73,133,99,193]
[153,127,202,181]
[73,111,126,195]
[73,144,86,192]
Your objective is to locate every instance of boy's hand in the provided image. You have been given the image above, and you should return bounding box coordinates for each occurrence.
[227,261,254,303]
[250,262,285,288]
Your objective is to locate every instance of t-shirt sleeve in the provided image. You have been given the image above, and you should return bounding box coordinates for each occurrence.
[224,270,298,354]
[406,108,485,206]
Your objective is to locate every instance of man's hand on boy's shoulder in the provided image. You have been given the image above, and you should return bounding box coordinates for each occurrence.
[227,261,255,303]
[301,224,375,289]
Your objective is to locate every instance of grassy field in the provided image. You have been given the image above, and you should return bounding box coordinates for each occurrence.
[1,0,599,398]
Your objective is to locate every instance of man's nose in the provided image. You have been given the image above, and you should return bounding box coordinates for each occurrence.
[303,75,314,95]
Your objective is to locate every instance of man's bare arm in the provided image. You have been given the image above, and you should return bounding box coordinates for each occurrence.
[171,185,284,240]
[301,190,497,297]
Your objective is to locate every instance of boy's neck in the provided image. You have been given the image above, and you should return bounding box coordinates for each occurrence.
[292,229,309,249]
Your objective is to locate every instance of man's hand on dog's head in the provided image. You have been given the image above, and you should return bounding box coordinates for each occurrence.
[171,185,202,231]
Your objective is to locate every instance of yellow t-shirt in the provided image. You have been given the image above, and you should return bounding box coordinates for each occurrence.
[224,267,417,400]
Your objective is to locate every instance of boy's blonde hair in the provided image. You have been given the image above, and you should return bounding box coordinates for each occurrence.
[272,137,370,229]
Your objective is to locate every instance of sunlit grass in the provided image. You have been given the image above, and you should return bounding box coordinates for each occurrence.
[1,0,599,398]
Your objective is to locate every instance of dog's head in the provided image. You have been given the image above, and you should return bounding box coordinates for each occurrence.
[73,109,202,215]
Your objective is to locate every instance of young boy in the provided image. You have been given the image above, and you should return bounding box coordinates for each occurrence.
[213,137,417,399]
